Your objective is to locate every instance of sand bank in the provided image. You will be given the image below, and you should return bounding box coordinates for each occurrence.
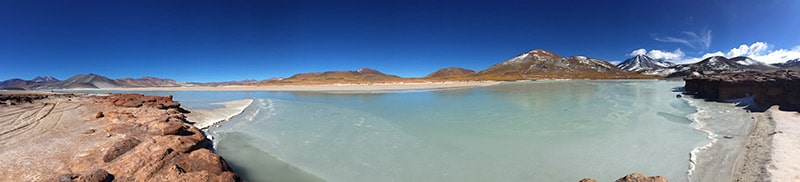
[185,99,254,129]
[733,106,800,181]
[81,81,500,91]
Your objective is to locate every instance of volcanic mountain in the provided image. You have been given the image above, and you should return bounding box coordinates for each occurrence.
[772,58,800,68]
[616,55,675,75]
[474,49,650,80]
[264,68,403,84]
[425,67,476,79]
[665,56,778,78]
[0,76,60,90]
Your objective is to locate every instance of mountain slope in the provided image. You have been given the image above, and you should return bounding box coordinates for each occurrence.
[115,77,182,87]
[474,49,650,80]
[44,74,121,89]
[616,55,675,75]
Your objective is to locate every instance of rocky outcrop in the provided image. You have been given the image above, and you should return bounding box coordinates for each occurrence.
[0,93,51,105]
[0,93,240,181]
[580,173,667,182]
[684,70,800,111]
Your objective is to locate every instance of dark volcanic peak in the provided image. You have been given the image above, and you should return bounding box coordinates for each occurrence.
[772,58,800,68]
[616,55,675,72]
[426,67,476,78]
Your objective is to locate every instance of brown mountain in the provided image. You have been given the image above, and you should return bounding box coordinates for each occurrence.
[425,67,475,79]
[263,68,402,84]
[474,49,651,80]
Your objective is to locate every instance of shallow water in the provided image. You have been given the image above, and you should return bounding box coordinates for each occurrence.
[67,80,754,181]
[204,80,711,182]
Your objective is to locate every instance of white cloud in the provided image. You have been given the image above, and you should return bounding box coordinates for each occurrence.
[654,30,712,50]
[628,49,647,56]
[677,42,800,64]
[727,42,769,57]
[648,49,685,61]
[626,48,685,63]
[629,42,800,64]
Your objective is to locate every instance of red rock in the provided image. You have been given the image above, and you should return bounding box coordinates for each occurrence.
[103,137,141,163]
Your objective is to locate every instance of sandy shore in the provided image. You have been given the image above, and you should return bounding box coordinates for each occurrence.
[185,99,254,129]
[72,81,500,91]
[733,106,800,181]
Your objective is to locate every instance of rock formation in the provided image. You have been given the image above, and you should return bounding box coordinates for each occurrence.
[0,93,240,181]
[684,70,800,111]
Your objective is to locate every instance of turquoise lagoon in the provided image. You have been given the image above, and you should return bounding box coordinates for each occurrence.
[84,80,755,182]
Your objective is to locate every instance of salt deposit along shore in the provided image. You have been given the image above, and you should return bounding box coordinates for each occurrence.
[185,99,254,129]
[83,81,501,92]
[0,92,240,181]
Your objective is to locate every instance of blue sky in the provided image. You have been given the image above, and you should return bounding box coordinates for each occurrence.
[1,0,799,82]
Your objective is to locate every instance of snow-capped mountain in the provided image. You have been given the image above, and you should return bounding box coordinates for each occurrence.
[616,55,675,73]
[772,58,800,68]
[472,49,646,79]
[664,56,778,78]
[31,76,59,83]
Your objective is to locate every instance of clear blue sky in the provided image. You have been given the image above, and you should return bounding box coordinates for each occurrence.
[2,0,799,82]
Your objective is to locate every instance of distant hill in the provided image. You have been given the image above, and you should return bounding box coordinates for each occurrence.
[425,67,475,79]
[616,55,675,75]
[474,49,651,80]
[664,56,778,78]
[772,58,800,68]
[1,74,195,90]
[264,68,402,84]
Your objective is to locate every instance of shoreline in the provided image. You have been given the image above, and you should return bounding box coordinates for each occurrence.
[56,81,501,92]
